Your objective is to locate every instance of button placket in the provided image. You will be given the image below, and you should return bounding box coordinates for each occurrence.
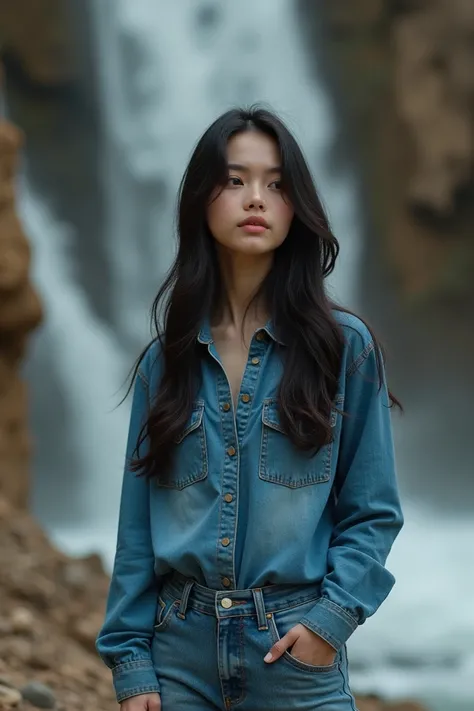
[212,333,268,590]
[215,370,239,587]
[233,337,265,442]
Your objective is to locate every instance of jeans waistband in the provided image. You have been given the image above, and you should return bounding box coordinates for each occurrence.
[161,572,322,629]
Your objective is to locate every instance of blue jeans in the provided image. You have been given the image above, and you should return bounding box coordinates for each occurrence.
[151,573,358,710]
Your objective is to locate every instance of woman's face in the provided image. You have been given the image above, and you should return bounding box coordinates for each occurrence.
[206,130,294,257]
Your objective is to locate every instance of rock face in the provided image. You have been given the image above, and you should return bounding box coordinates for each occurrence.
[394,0,474,217]
[303,0,474,299]
[0,78,42,508]
[0,0,76,87]
[0,494,430,711]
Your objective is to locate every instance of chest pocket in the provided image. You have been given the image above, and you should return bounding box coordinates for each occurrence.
[158,402,208,490]
[259,395,344,489]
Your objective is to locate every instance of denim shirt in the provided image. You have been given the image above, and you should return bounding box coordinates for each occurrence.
[96,310,404,702]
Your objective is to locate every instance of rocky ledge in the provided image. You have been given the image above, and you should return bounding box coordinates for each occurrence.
[0,495,114,710]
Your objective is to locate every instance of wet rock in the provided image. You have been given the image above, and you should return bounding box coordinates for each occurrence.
[20,682,56,709]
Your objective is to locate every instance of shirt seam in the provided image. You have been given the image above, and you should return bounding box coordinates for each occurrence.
[345,340,374,377]
[112,658,154,672]
[137,367,149,387]
[318,596,359,626]
[116,685,160,703]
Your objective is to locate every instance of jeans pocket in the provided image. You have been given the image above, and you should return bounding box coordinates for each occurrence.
[154,595,179,632]
[269,600,340,674]
[158,401,208,490]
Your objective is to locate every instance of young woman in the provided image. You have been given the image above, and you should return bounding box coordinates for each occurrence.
[96,107,404,711]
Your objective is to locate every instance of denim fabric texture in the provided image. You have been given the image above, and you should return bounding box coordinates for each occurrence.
[96,310,404,706]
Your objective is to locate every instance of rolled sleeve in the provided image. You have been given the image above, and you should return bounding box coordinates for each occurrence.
[300,597,359,651]
[113,659,160,703]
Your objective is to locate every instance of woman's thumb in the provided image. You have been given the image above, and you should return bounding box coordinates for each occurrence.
[121,692,161,711]
[146,695,161,711]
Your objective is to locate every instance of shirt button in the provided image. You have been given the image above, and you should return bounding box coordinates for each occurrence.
[222,577,231,588]
[224,493,233,503]
[221,597,233,609]
[221,537,231,547]
[222,402,231,412]
[227,446,236,457]
[241,394,251,403]
[251,357,260,365]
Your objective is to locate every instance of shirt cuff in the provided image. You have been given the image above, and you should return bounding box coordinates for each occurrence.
[112,659,160,703]
[300,597,359,651]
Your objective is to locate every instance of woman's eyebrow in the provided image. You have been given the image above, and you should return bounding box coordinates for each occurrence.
[227,162,282,174]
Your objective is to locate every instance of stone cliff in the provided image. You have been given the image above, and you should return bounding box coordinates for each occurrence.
[303,0,474,299]
[0,0,75,86]
[0,67,42,508]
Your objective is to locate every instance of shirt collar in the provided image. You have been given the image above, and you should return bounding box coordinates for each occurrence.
[197,317,284,346]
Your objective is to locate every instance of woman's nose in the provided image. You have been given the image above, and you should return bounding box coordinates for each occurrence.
[244,190,266,211]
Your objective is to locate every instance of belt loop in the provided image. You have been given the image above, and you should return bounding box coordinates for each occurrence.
[252,588,268,630]
[177,579,194,620]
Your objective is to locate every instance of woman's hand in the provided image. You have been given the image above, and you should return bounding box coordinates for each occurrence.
[264,623,337,666]
[121,692,161,710]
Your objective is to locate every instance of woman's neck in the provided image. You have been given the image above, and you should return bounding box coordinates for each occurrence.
[213,250,272,332]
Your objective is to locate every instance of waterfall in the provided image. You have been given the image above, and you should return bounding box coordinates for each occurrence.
[21,186,131,565]
[89,0,361,348]
[18,1,473,709]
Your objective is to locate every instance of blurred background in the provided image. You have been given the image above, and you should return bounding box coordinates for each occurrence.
[0,1,473,710]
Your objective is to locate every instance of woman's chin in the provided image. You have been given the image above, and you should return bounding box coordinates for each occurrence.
[230,236,277,255]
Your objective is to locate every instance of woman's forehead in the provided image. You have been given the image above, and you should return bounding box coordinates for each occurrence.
[227,130,281,168]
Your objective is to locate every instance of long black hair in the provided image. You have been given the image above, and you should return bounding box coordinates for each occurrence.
[129,105,399,482]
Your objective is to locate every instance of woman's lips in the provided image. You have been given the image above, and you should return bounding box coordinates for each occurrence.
[239,224,268,234]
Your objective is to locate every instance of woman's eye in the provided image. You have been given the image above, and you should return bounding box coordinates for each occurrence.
[227,176,243,186]
[269,180,282,190]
